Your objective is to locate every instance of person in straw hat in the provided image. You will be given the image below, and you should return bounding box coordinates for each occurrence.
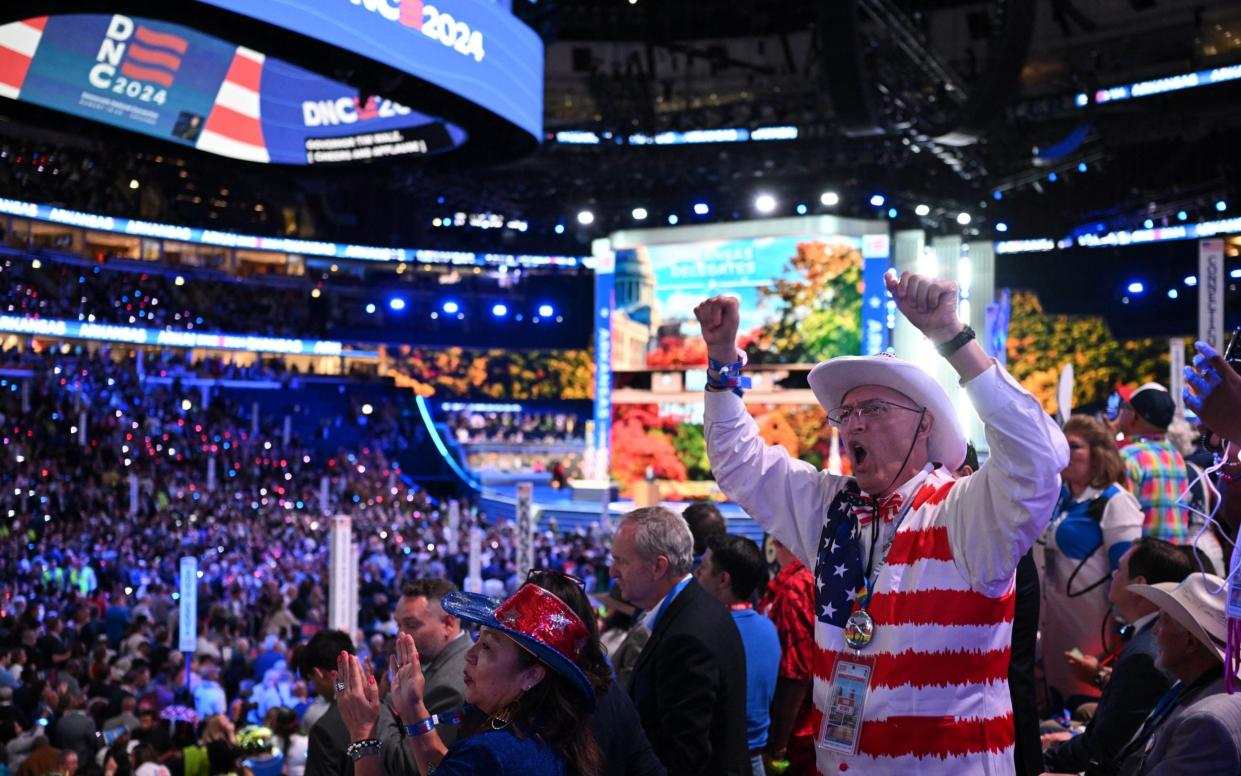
[695,270,1068,775]
[1113,572,1241,775]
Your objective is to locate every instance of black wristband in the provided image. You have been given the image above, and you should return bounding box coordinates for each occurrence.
[935,324,976,357]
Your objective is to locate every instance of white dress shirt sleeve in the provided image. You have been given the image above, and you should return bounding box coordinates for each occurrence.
[704,389,848,569]
[943,363,1070,596]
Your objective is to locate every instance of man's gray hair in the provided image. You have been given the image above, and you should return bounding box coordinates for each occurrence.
[621,507,695,576]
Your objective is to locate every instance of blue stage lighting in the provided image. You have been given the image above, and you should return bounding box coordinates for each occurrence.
[537,304,554,317]
[668,214,679,225]
[869,194,885,207]
[1185,275,1198,286]
[693,202,709,216]
[1078,162,1088,173]
[996,222,1008,232]
[993,191,1003,201]
[1177,211,1188,221]
[554,224,565,234]
[1144,219,1155,229]
[1167,288,1179,299]
[365,303,376,314]
[796,204,808,215]
[492,303,508,317]
[1127,281,1144,294]
[388,298,406,311]
[1048,172,1058,182]
[442,301,460,314]
[1217,200,1228,212]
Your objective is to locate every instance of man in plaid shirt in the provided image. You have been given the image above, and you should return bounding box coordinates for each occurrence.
[1116,383,1190,543]
[758,539,816,775]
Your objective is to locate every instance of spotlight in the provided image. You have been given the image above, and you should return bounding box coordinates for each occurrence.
[1048,172,1058,182]
[869,194,885,207]
[1144,219,1155,229]
[576,210,595,225]
[887,208,897,218]
[1177,211,1188,221]
[554,224,565,234]
[1078,162,1088,173]
[362,404,373,416]
[129,179,139,190]
[1167,288,1179,299]
[492,303,508,317]
[796,204,808,215]
[820,191,840,206]
[993,191,1003,201]
[1127,281,1145,294]
[441,301,459,314]
[668,214,679,225]
[914,204,930,217]
[537,304,554,317]
[1217,200,1228,212]
[174,276,185,286]
[693,202,710,216]
[996,222,1008,232]
[1231,269,1241,279]
[388,298,406,311]
[365,303,376,314]
[1184,275,1198,286]
[632,207,648,221]
[956,213,972,226]
[754,194,777,214]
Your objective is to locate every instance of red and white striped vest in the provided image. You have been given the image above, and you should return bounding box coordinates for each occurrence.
[812,470,1017,775]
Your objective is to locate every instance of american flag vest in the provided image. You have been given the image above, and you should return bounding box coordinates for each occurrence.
[811,467,1017,775]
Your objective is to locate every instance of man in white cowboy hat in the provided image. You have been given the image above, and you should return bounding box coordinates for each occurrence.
[695,270,1068,775]
[1115,573,1241,775]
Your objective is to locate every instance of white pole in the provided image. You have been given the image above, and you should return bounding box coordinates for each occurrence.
[1170,338,1186,417]
[329,516,356,634]
[466,526,482,594]
[447,500,460,554]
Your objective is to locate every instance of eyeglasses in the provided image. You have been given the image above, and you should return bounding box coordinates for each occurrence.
[826,399,924,428]
[525,568,586,590]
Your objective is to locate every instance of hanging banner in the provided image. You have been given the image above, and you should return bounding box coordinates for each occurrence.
[329,516,356,635]
[515,482,534,579]
[1199,239,1225,353]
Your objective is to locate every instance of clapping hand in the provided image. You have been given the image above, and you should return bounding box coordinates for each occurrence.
[390,631,428,723]
[335,651,380,742]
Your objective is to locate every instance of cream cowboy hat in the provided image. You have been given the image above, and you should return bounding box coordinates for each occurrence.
[807,353,967,471]
[1129,573,1228,663]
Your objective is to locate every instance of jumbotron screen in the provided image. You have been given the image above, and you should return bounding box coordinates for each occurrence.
[0,14,465,164]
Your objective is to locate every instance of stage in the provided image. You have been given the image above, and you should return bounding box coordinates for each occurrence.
[477,482,765,542]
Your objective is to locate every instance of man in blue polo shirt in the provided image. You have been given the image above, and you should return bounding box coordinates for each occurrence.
[696,533,780,776]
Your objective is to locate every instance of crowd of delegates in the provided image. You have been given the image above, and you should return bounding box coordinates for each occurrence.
[0,255,322,339]
[0,345,626,775]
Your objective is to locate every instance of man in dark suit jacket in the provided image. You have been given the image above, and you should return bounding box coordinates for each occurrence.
[611,506,749,776]
[301,629,356,776]
[1043,539,1190,775]
[376,579,470,776]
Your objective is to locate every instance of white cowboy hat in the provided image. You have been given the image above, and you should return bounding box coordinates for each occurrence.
[1129,573,1228,663]
[807,353,967,471]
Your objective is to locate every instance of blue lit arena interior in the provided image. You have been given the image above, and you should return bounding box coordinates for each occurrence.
[0,0,1240,589]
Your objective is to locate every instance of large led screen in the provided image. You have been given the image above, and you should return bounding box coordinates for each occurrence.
[611,234,865,370]
[0,14,463,164]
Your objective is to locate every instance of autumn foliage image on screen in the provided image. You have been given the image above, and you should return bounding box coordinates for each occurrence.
[609,235,862,498]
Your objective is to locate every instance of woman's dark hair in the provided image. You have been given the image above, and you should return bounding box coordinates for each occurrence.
[105,743,133,776]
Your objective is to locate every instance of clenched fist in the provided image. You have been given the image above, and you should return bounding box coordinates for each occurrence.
[694,295,741,362]
[884,270,964,344]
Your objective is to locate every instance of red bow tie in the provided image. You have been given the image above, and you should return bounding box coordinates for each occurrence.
[851,492,905,526]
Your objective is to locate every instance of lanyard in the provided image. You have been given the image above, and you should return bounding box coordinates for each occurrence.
[859,469,931,609]
[650,576,691,631]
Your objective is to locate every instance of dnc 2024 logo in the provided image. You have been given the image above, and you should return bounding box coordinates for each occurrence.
[88,15,187,105]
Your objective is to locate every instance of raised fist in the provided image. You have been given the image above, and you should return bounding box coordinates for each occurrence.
[884,270,964,344]
[694,296,741,361]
